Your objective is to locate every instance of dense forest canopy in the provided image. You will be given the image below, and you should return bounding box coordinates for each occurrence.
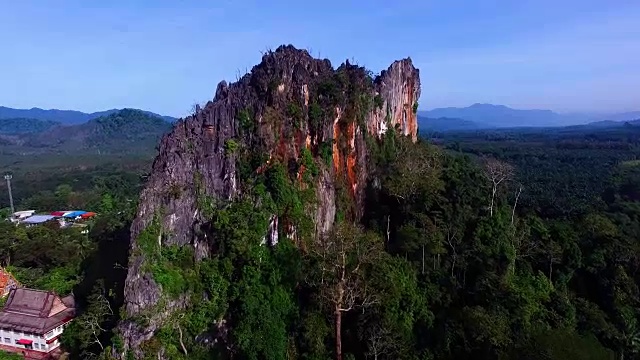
[2,117,639,360]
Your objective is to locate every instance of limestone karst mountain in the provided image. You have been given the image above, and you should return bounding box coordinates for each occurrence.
[115,44,420,358]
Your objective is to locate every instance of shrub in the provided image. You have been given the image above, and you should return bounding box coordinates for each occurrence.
[224,139,239,154]
[237,108,253,132]
[319,141,333,168]
[300,148,319,180]
[287,103,303,121]
[374,94,384,110]
[309,102,323,131]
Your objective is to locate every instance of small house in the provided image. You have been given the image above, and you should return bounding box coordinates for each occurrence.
[0,288,75,359]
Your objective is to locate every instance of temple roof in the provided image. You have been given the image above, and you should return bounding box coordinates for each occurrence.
[0,288,75,334]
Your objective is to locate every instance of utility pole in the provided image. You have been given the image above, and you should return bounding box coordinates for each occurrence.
[4,174,14,214]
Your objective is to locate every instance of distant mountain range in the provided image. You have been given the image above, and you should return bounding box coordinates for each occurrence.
[0,118,60,134]
[0,106,177,124]
[3,103,638,141]
[418,117,483,132]
[0,109,172,155]
[421,103,640,129]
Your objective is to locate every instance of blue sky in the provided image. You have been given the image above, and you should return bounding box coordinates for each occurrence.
[0,0,638,117]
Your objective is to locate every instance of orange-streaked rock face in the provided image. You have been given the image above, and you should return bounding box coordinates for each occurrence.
[368,58,421,142]
[117,45,421,359]
[332,107,343,174]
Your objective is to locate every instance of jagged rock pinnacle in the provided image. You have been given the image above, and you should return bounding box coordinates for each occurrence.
[115,44,421,359]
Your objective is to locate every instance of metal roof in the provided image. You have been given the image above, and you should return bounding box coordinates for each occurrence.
[21,215,55,224]
[62,211,86,218]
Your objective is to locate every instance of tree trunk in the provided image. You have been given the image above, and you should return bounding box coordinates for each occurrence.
[335,307,342,360]
[490,186,496,217]
[463,269,467,288]
[386,216,390,244]
[421,245,425,275]
[451,256,456,277]
[511,185,522,225]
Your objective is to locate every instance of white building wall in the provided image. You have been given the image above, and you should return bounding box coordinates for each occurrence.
[0,321,70,353]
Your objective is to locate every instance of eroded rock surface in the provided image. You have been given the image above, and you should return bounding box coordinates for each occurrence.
[116,44,420,359]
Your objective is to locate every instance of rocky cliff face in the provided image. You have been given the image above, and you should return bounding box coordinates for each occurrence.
[116,45,420,358]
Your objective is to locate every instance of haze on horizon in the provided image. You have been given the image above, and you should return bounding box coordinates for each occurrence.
[0,0,638,118]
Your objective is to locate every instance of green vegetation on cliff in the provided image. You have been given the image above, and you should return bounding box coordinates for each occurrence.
[8,117,640,360]
[12,49,639,360]
[93,124,638,360]
[100,49,638,360]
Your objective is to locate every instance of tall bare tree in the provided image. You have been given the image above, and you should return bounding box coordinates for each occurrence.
[482,157,514,217]
[511,183,523,225]
[74,282,114,358]
[509,220,539,274]
[444,224,460,278]
[363,321,400,360]
[384,138,442,202]
[310,223,383,360]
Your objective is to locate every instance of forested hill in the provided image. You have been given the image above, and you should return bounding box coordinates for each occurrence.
[0,109,173,155]
[0,105,177,124]
[418,115,483,132]
[31,108,173,151]
[0,118,60,134]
